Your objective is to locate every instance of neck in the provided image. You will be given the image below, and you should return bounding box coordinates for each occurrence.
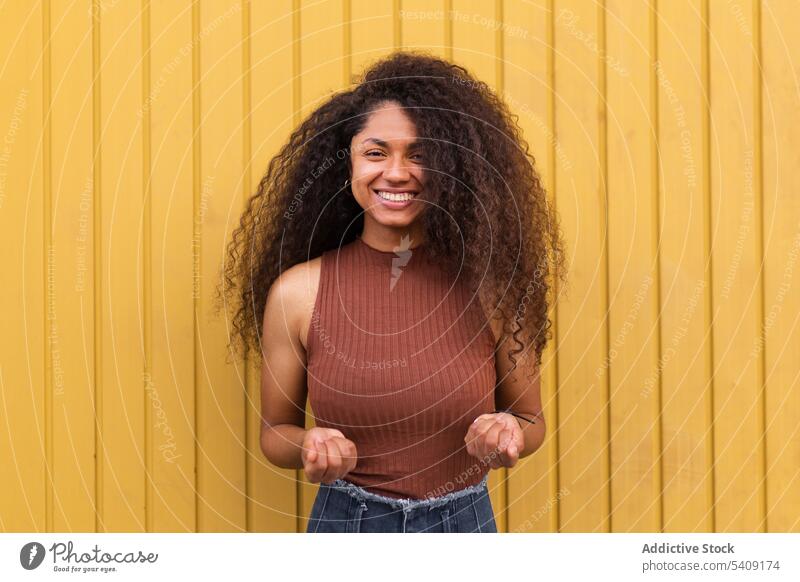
[359,221,426,252]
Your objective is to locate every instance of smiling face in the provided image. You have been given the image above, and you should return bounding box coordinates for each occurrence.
[348,101,427,230]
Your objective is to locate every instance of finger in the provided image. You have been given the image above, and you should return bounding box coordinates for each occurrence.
[466,417,493,449]
[509,430,525,460]
[464,422,481,453]
[341,439,358,474]
[465,421,487,457]
[474,416,496,435]
[483,422,504,455]
[512,429,525,456]
[471,429,493,465]
[488,439,506,468]
[472,413,495,425]
[305,440,318,464]
[336,437,355,460]
[483,443,502,469]
[339,438,357,467]
[329,438,347,479]
[489,423,511,468]
[468,415,493,438]
[496,427,514,466]
[504,443,520,467]
[320,439,343,484]
[309,439,328,482]
[501,427,525,467]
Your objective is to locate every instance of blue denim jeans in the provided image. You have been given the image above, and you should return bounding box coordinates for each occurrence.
[306,474,497,533]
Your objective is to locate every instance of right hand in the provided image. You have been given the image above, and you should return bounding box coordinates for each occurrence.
[301,427,358,484]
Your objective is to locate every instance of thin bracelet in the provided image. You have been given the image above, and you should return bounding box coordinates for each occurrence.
[495,409,537,425]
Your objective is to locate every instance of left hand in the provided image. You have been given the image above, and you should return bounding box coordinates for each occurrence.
[464,412,525,469]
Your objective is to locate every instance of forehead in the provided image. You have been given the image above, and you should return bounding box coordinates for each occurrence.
[356,104,418,140]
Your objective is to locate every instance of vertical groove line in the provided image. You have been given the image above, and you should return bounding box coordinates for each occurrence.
[43,0,53,534]
[444,0,453,60]
[142,0,153,533]
[343,0,351,84]
[292,0,302,533]
[393,0,401,49]
[192,0,201,533]
[242,0,252,533]
[547,0,560,534]
[92,0,104,533]
[494,0,508,533]
[495,0,503,90]
[649,0,665,532]
[700,0,716,533]
[752,0,767,533]
[598,0,611,533]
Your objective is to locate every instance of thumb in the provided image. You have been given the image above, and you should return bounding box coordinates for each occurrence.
[306,437,322,462]
[306,443,318,463]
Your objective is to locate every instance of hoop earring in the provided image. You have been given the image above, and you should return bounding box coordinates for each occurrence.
[344,178,351,192]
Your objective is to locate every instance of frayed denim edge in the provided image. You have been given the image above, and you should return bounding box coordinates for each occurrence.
[326,473,489,511]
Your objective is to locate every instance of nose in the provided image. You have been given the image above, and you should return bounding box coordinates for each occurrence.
[383,155,411,182]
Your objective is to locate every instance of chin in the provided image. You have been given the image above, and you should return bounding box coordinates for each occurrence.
[369,210,419,228]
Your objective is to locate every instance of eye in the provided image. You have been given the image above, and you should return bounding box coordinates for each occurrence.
[365,149,386,158]
[409,152,424,162]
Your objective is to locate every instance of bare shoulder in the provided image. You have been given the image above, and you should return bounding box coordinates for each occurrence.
[264,256,322,352]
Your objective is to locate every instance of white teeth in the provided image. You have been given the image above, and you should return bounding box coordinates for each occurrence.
[376,190,416,202]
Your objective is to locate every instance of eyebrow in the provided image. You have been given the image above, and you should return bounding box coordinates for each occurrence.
[361,138,423,149]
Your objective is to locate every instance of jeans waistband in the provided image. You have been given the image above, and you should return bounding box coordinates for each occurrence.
[326,473,489,511]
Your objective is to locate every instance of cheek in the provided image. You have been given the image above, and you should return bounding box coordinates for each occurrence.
[413,168,426,185]
[350,160,379,185]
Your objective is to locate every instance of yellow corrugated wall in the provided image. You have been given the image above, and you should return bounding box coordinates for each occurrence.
[1,0,798,533]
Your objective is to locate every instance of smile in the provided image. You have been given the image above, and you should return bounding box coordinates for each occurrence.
[375,190,417,202]
[371,188,420,210]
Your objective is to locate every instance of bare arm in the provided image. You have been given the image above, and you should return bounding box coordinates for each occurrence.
[493,334,546,459]
[258,260,358,483]
[259,265,312,469]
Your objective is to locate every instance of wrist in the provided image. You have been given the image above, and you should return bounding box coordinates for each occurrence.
[494,408,533,428]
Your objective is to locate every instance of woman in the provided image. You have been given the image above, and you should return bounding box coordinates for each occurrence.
[221,52,565,533]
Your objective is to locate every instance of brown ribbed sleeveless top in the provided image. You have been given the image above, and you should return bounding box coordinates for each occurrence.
[306,236,497,499]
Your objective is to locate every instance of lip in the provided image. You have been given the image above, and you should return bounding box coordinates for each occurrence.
[375,187,419,193]
[371,188,419,210]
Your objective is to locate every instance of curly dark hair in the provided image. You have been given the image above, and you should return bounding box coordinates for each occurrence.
[218,51,566,378]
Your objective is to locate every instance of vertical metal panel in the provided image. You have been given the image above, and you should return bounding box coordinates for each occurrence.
[98,0,146,532]
[148,0,197,532]
[762,0,800,534]
[1,0,798,534]
[656,0,714,533]
[50,0,96,532]
[0,0,45,533]
[708,0,765,532]
[503,0,561,534]
[195,0,247,532]
[450,0,509,532]
[552,0,610,532]
[248,0,298,533]
[605,0,661,531]
[297,0,347,530]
